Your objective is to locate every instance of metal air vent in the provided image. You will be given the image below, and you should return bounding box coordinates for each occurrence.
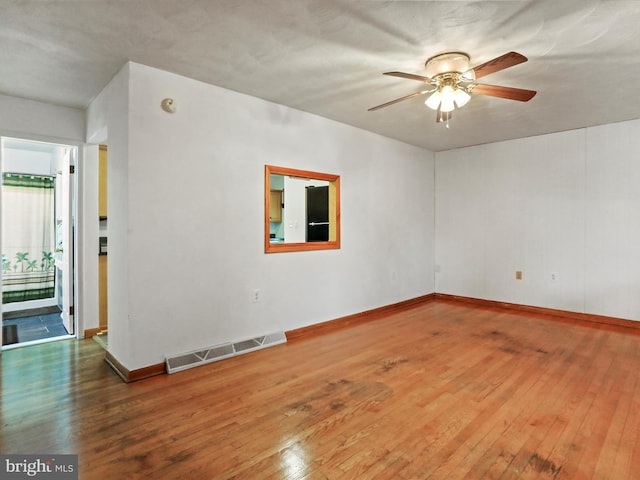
[166,331,286,374]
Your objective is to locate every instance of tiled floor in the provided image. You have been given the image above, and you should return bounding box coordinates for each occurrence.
[2,311,69,345]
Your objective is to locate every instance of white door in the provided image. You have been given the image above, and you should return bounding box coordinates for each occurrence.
[60,147,76,335]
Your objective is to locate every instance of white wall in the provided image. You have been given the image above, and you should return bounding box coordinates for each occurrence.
[87,62,435,371]
[3,146,58,176]
[86,64,130,361]
[78,144,99,336]
[435,119,640,322]
[0,94,85,142]
[584,120,640,320]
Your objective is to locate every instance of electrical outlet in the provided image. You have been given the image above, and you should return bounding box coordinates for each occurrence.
[550,272,558,282]
[252,289,260,303]
[515,271,523,280]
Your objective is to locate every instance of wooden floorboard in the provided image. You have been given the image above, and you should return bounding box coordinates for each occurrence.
[1,299,640,479]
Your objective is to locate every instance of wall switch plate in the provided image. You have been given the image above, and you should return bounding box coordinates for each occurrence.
[515,271,523,280]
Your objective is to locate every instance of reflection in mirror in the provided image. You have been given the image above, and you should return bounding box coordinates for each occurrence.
[265,165,340,253]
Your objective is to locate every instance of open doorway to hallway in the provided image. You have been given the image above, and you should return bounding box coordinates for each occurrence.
[1,137,77,349]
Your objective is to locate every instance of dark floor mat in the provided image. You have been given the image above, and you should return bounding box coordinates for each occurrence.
[2,324,19,345]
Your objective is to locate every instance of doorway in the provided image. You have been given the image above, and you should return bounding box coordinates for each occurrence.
[1,137,77,349]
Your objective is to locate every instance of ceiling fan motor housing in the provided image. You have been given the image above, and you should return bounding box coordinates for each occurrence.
[425,52,475,80]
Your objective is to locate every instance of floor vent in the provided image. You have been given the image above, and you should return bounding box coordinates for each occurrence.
[166,331,287,374]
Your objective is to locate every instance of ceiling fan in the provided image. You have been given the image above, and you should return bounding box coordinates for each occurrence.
[369,51,536,124]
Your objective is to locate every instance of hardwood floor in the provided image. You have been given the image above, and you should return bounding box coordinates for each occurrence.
[1,299,639,479]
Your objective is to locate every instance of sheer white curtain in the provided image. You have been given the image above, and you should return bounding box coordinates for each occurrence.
[1,173,55,303]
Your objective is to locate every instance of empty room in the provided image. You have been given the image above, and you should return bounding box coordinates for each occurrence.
[1,1,639,479]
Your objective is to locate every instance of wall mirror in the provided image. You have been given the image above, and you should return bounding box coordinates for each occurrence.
[265,165,340,253]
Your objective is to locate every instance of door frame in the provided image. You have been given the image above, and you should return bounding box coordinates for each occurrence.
[0,135,81,350]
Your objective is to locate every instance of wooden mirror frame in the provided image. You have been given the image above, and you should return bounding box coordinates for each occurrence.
[265,165,340,253]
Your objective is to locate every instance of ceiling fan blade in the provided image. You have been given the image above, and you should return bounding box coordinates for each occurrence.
[384,71,433,83]
[471,52,528,79]
[471,84,537,102]
[368,90,431,111]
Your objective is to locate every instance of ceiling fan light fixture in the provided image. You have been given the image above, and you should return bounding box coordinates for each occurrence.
[426,85,469,112]
[439,85,456,112]
[453,88,471,108]
[425,91,442,110]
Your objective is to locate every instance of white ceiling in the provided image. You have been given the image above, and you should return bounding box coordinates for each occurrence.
[2,0,639,151]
